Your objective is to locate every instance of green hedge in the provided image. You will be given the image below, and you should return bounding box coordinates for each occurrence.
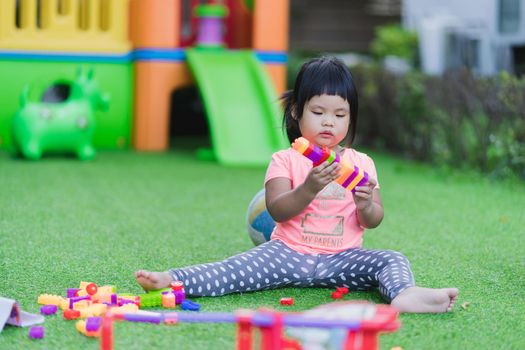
[352,65,525,179]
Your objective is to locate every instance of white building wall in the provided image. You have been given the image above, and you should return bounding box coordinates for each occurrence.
[403,0,525,75]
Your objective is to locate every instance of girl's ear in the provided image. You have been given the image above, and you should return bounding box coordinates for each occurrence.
[291,106,298,120]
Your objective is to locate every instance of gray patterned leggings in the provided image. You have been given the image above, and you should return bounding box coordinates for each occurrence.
[169,240,415,302]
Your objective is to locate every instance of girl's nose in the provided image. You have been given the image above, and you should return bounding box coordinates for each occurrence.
[322,115,334,126]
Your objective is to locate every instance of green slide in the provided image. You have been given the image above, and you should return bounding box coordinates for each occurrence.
[186,49,288,166]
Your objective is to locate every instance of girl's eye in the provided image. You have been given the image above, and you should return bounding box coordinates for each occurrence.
[336,115,346,118]
[312,111,322,115]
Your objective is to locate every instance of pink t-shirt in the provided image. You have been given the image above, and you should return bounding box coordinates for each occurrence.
[264,147,380,255]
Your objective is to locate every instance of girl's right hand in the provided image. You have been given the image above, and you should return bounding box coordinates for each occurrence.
[303,161,341,194]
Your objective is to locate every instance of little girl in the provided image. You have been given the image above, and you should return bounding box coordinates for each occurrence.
[136,56,458,313]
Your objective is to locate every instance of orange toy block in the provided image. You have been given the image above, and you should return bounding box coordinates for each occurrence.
[162,292,176,308]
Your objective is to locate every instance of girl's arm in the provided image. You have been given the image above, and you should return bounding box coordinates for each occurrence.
[265,161,341,222]
[353,178,384,228]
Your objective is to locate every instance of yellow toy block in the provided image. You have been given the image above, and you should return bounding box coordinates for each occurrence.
[73,300,90,310]
[98,286,114,295]
[96,292,112,304]
[76,289,87,297]
[108,303,139,315]
[60,299,71,310]
[79,304,107,318]
[37,294,64,306]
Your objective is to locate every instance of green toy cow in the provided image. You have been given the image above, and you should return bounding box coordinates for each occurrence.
[12,68,110,160]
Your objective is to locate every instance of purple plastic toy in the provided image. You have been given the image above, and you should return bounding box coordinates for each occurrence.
[40,304,58,315]
[86,317,102,332]
[67,288,80,298]
[69,295,90,309]
[29,326,45,339]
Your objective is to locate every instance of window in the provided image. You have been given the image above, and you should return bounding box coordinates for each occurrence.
[499,0,521,34]
[445,32,481,73]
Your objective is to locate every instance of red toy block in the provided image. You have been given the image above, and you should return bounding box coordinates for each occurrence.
[331,291,343,299]
[279,297,294,306]
[63,309,81,320]
[170,281,184,291]
[336,287,349,295]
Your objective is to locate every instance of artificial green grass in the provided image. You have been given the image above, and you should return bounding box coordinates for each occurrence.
[0,145,524,350]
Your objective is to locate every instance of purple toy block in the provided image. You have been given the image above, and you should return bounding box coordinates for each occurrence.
[308,147,324,164]
[40,304,58,315]
[174,290,186,304]
[86,317,102,332]
[29,326,45,339]
[67,288,80,298]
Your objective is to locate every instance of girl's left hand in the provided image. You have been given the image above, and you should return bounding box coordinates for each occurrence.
[352,177,377,211]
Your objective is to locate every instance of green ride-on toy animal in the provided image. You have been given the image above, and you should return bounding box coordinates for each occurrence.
[12,68,110,160]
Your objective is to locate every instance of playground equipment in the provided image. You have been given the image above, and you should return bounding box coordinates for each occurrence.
[292,137,370,192]
[0,0,290,165]
[12,68,109,160]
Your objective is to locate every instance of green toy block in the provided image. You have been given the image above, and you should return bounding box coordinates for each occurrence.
[138,288,172,308]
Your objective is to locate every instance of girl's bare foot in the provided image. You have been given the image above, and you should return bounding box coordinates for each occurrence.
[391,287,459,313]
[135,270,173,291]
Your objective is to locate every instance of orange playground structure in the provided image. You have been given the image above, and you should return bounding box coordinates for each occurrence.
[130,0,290,162]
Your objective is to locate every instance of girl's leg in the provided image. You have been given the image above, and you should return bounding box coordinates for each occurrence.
[312,248,415,302]
[312,248,458,313]
[167,240,317,296]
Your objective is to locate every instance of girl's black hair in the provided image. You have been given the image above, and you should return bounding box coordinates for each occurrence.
[281,56,358,146]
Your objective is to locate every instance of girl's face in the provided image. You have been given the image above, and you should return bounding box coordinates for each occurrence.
[298,94,350,150]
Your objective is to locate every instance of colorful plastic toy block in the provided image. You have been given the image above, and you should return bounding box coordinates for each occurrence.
[170,281,186,304]
[86,316,102,332]
[37,294,64,306]
[292,137,370,193]
[63,309,81,320]
[79,304,107,318]
[279,298,294,306]
[181,300,201,311]
[28,326,44,339]
[76,319,101,337]
[40,304,58,315]
[138,288,172,307]
[331,291,344,299]
[108,303,139,315]
[67,288,80,298]
[161,292,176,308]
[336,287,349,295]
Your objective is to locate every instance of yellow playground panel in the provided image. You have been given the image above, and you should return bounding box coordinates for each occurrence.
[0,0,130,53]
